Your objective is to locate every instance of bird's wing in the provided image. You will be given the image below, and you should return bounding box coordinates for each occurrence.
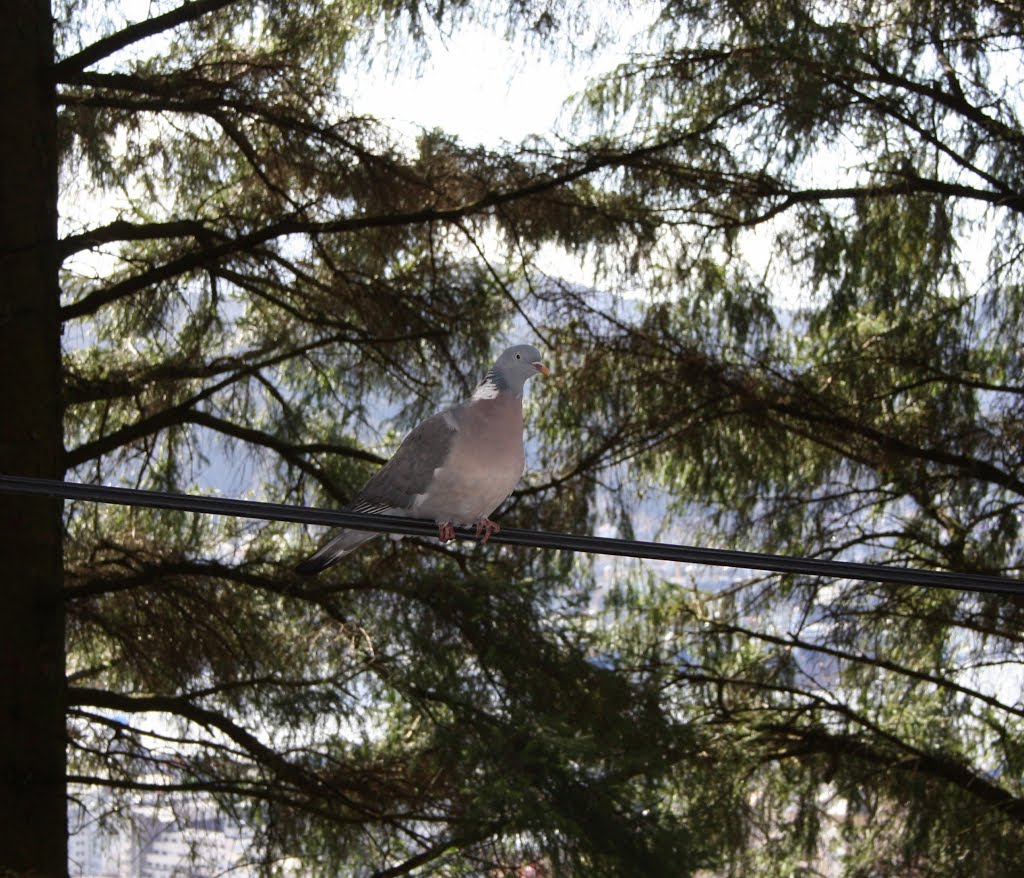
[349,409,460,513]
[294,410,459,575]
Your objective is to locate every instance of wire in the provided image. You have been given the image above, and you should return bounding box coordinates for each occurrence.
[2,473,1022,596]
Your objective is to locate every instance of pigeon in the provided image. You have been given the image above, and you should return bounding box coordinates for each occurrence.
[295,344,549,574]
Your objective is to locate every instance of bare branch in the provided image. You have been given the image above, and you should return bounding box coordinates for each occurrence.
[59,219,216,260]
[68,685,303,778]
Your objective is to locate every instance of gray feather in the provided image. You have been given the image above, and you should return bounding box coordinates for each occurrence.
[351,412,459,511]
[294,413,458,574]
[294,529,379,574]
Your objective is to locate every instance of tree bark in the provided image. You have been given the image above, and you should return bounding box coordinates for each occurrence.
[0,0,66,874]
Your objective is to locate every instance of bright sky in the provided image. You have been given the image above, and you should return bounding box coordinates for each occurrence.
[82,2,646,145]
[343,13,658,289]
[349,24,574,145]
[346,12,653,147]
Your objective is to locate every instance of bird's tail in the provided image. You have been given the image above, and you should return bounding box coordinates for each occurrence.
[294,529,380,575]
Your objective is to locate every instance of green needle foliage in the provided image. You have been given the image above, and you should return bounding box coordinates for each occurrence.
[6,0,1020,874]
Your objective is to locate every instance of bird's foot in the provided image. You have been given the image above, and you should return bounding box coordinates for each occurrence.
[437,521,456,543]
[473,518,501,544]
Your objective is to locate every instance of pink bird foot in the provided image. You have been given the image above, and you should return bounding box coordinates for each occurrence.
[437,521,456,543]
[473,518,501,544]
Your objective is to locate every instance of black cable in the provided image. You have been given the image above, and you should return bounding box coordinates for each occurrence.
[1,473,1022,596]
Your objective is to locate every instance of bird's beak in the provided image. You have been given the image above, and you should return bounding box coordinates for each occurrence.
[532,361,550,376]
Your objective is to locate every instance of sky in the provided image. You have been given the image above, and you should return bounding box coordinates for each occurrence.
[342,9,663,289]
[345,11,653,148]
[348,21,583,146]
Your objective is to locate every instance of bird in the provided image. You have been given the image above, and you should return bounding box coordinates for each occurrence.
[294,344,550,574]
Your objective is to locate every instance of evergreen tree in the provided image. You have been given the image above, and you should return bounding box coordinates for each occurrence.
[3,0,1024,874]
[542,0,1024,873]
[54,0,704,875]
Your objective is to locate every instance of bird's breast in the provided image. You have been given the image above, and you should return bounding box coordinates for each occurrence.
[413,395,525,524]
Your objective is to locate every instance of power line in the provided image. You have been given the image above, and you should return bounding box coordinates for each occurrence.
[1,473,1022,596]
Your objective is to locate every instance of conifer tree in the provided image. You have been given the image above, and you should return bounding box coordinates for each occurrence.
[4,0,1024,874]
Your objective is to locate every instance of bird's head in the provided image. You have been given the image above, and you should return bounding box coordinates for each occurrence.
[483,344,550,396]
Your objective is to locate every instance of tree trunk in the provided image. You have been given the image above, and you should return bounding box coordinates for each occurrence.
[0,0,66,875]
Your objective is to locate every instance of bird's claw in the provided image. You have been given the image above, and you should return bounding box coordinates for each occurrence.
[437,519,500,544]
[473,518,501,544]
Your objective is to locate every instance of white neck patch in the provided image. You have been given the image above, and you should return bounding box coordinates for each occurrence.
[471,379,500,401]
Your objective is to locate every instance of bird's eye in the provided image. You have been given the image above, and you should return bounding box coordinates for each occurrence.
[516,353,521,359]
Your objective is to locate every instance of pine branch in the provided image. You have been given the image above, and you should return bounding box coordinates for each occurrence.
[68,685,304,778]
[64,404,362,499]
[708,619,1024,719]
[675,667,1024,820]
[765,724,1024,822]
[64,336,382,484]
[63,557,310,601]
[59,141,694,322]
[368,830,498,878]
[52,0,245,77]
